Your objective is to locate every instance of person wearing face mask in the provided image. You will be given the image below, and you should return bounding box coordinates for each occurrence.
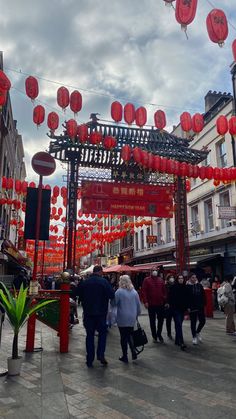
[165,274,176,340]
[168,274,188,350]
[186,273,206,345]
[141,267,167,343]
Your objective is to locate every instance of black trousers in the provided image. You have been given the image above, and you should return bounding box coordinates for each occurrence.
[148,305,165,340]
[189,309,206,338]
[118,327,136,358]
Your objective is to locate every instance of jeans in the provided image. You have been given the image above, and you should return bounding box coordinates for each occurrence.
[118,327,136,358]
[165,307,174,336]
[148,305,165,340]
[83,314,107,365]
[173,310,185,345]
[189,309,206,338]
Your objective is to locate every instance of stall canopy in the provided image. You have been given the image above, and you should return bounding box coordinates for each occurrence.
[80,265,95,275]
[103,264,137,273]
[132,261,171,272]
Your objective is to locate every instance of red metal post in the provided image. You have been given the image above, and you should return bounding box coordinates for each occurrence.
[59,282,70,353]
[26,175,43,352]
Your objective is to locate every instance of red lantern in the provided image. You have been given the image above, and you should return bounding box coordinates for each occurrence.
[25,76,39,100]
[61,186,67,198]
[199,166,206,180]
[213,179,220,187]
[1,176,7,189]
[121,145,132,163]
[205,166,213,180]
[66,119,78,140]
[77,124,88,143]
[180,112,192,132]
[21,181,28,194]
[47,112,59,132]
[53,186,59,198]
[58,207,63,216]
[0,88,7,107]
[111,101,123,122]
[57,86,69,110]
[135,106,147,127]
[70,90,82,114]
[133,147,142,165]
[147,153,154,170]
[124,103,135,125]
[229,116,236,137]
[0,70,11,91]
[153,155,161,171]
[29,181,36,188]
[216,115,228,136]
[160,157,167,173]
[140,150,149,168]
[232,39,236,62]
[213,167,220,180]
[7,178,13,190]
[15,180,22,194]
[192,113,204,133]
[179,162,188,177]
[154,110,166,130]
[89,131,102,146]
[33,105,45,126]
[186,179,191,192]
[103,136,117,150]
[206,9,228,47]
[175,0,198,31]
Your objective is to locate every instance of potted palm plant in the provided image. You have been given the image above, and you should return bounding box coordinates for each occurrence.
[0,282,56,376]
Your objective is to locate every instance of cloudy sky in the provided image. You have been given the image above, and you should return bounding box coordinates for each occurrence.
[1,0,236,184]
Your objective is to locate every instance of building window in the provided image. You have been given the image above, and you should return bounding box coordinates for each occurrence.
[202,152,211,167]
[217,140,227,168]
[219,191,230,229]
[140,230,144,250]
[135,232,139,251]
[204,199,214,232]
[165,219,171,243]
[191,205,200,233]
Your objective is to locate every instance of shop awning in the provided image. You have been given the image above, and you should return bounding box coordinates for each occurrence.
[132,261,171,271]
[162,253,223,269]
[103,264,136,273]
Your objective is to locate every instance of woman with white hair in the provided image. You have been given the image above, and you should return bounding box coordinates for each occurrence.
[115,274,141,363]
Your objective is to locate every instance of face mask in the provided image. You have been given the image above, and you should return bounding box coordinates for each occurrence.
[169,277,175,283]
[152,271,158,277]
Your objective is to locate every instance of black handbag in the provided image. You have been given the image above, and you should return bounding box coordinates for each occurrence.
[131,321,148,354]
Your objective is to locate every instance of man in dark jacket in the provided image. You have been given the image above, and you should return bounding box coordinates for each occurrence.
[78,265,115,367]
[142,268,167,343]
[186,273,206,345]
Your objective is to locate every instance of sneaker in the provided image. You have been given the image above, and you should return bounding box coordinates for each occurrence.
[132,352,137,360]
[97,357,108,365]
[192,337,198,345]
[152,338,157,343]
[180,344,187,351]
[119,356,128,363]
[158,335,164,343]
[196,333,202,343]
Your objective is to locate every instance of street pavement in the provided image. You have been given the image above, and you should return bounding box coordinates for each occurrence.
[0,308,236,419]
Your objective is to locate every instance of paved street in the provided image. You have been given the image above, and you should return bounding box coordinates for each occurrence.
[0,309,236,419]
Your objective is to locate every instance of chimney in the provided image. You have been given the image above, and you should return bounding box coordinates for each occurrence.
[204,90,231,112]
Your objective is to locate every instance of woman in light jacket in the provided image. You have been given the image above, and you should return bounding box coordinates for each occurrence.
[115,275,141,363]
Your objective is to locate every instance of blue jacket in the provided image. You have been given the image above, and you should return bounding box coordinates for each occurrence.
[78,274,115,316]
[115,288,141,327]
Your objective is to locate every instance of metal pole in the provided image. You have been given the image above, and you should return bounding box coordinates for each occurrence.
[32,175,43,282]
[41,240,45,287]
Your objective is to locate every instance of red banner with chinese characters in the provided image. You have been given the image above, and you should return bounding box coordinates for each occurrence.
[81,197,173,217]
[81,181,174,203]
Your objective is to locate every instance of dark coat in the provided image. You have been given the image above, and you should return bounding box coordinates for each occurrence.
[78,274,115,316]
[168,283,188,312]
[186,283,206,311]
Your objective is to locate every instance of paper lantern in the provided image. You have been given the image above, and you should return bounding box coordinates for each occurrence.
[111,101,123,122]
[103,136,117,150]
[89,131,102,146]
[124,103,135,125]
[77,124,88,143]
[70,90,82,114]
[33,105,45,126]
[186,179,191,192]
[0,88,7,107]
[121,145,132,163]
[25,76,39,100]
[192,113,204,133]
[206,9,228,47]
[135,106,147,127]
[133,147,142,165]
[66,119,78,140]
[232,39,236,62]
[47,112,59,132]
[180,112,192,132]
[216,115,228,136]
[53,186,59,198]
[154,110,166,130]
[0,70,11,91]
[57,86,69,110]
[175,0,198,31]
[229,116,236,137]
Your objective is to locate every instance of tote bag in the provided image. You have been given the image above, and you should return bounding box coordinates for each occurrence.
[131,320,148,354]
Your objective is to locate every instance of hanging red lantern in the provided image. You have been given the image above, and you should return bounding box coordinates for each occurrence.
[140,150,149,168]
[70,90,82,114]
[175,0,198,31]
[147,153,154,170]
[133,147,142,165]
[61,186,67,198]
[229,116,236,137]
[29,181,36,188]
[47,112,59,132]
[33,105,45,126]
[186,179,191,192]
[121,145,132,163]
[216,115,228,136]
[21,181,28,194]
[57,86,69,110]
[205,166,213,180]
[111,101,123,122]
[179,162,188,177]
[160,157,167,173]
[135,107,147,127]
[232,40,236,62]
[153,155,161,171]
[58,207,63,216]
[0,198,7,205]
[77,124,88,143]
[14,180,22,194]
[1,176,7,189]
[53,186,59,198]
[25,76,39,100]
[180,112,192,132]
[89,131,102,146]
[199,166,206,180]
[103,136,117,150]
[66,119,78,140]
[124,103,135,125]
[206,9,228,47]
[0,70,11,91]
[213,179,220,187]
[213,167,220,180]
[0,88,7,107]
[154,110,166,130]
[192,113,204,133]
[7,178,13,190]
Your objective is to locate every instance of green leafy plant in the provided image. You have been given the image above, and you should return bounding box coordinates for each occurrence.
[0,282,56,359]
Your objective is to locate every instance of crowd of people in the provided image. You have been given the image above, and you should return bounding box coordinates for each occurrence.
[76,265,236,368]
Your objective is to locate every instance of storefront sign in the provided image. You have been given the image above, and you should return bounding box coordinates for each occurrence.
[218,206,236,220]
[146,235,157,244]
[1,239,31,268]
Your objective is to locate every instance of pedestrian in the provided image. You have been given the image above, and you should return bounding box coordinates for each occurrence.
[168,273,188,350]
[165,273,175,340]
[142,267,167,343]
[219,274,236,335]
[186,273,206,345]
[114,275,141,363]
[212,274,221,310]
[78,265,115,367]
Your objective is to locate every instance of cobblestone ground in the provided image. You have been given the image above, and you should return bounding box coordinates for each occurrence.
[0,309,236,419]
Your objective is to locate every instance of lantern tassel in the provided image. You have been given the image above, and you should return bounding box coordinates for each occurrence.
[181,24,189,40]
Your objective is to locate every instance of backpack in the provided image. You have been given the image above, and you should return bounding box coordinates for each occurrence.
[217,285,229,307]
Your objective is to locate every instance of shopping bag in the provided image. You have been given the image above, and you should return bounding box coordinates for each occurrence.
[131,321,148,354]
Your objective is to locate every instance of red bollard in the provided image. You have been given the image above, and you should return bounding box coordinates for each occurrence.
[204,288,213,318]
[59,283,70,353]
